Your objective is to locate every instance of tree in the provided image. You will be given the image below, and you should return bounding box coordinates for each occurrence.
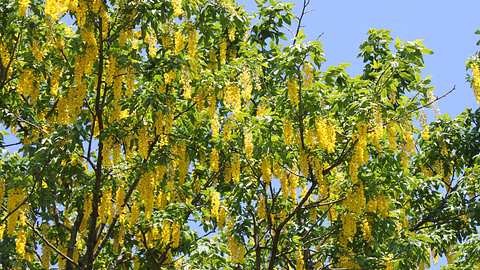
[0,0,479,269]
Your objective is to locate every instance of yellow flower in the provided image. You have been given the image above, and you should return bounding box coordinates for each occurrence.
[161,221,171,246]
[296,247,305,270]
[137,125,150,159]
[7,188,24,235]
[145,32,157,57]
[244,129,253,159]
[240,67,252,101]
[283,120,293,146]
[210,191,220,219]
[231,153,240,183]
[471,63,480,103]
[80,195,92,232]
[174,30,185,55]
[219,38,227,65]
[228,26,236,41]
[210,148,219,172]
[172,0,183,17]
[362,218,372,242]
[224,83,241,113]
[45,0,68,20]
[218,207,227,229]
[261,157,272,184]
[171,222,181,248]
[257,195,266,220]
[315,117,336,153]
[188,29,199,59]
[303,62,314,89]
[287,78,299,107]
[341,213,356,242]
[18,0,30,16]
[16,230,27,258]
[0,179,4,202]
[31,41,44,61]
[228,234,246,264]
[387,123,398,151]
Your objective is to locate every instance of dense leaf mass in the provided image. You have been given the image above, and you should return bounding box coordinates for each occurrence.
[0,0,479,269]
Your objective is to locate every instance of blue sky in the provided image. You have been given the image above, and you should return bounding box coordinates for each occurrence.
[299,0,479,116]
[237,0,480,268]
[241,0,480,118]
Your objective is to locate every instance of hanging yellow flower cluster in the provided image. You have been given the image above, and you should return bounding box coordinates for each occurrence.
[144,32,157,58]
[174,30,185,55]
[361,217,372,242]
[49,68,61,96]
[146,220,181,249]
[349,123,368,183]
[244,129,254,159]
[98,188,113,224]
[340,213,356,245]
[187,28,199,59]
[387,122,398,151]
[240,66,253,101]
[79,194,92,233]
[471,63,480,103]
[315,117,336,153]
[172,0,183,17]
[18,0,30,16]
[115,184,126,215]
[303,62,314,89]
[218,207,227,229]
[296,247,305,270]
[289,172,300,201]
[0,179,4,204]
[6,188,25,236]
[31,41,45,61]
[339,184,367,247]
[257,195,267,220]
[210,148,219,173]
[18,69,39,102]
[211,113,220,139]
[210,190,220,220]
[230,153,241,183]
[283,119,294,146]
[224,83,241,113]
[261,157,272,184]
[0,43,10,72]
[366,195,390,218]
[176,143,189,185]
[338,255,359,269]
[403,127,415,154]
[170,222,181,248]
[344,184,366,216]
[139,171,155,219]
[219,38,228,65]
[16,227,27,258]
[138,125,151,159]
[56,27,96,124]
[227,234,246,264]
[154,111,174,146]
[44,0,70,20]
[287,77,299,108]
[370,110,384,151]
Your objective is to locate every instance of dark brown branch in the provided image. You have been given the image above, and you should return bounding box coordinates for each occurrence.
[83,16,105,270]
[28,220,79,267]
[408,86,456,114]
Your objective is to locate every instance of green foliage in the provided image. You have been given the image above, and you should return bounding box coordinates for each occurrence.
[0,0,479,269]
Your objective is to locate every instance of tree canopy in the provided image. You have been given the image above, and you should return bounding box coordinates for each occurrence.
[0,0,479,269]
